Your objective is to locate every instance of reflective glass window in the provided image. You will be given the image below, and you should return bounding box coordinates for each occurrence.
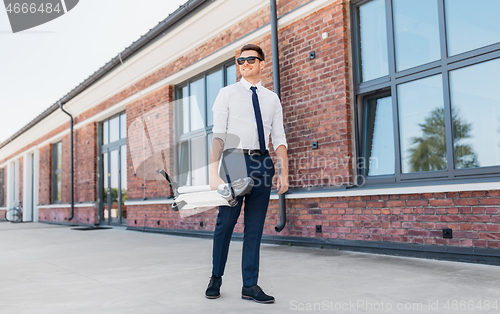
[191,136,208,186]
[190,77,205,131]
[56,142,62,170]
[121,145,128,211]
[364,95,395,176]
[0,168,4,207]
[226,64,237,85]
[449,58,500,168]
[176,61,241,186]
[393,0,440,71]
[445,0,500,56]
[207,70,223,127]
[110,150,119,220]
[353,0,500,182]
[103,121,108,145]
[120,113,127,139]
[398,75,447,173]
[56,173,62,202]
[178,141,190,186]
[53,142,62,202]
[357,0,389,81]
[177,85,190,135]
[109,116,119,143]
[103,152,108,205]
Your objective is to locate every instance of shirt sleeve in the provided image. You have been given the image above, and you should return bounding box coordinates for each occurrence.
[271,95,288,150]
[211,88,228,140]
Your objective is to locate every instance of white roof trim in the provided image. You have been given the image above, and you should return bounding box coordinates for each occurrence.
[124,199,174,206]
[37,202,96,209]
[269,181,500,200]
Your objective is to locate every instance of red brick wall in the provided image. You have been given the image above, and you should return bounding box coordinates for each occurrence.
[277,0,314,17]
[38,145,52,205]
[37,122,97,207]
[61,135,70,203]
[264,191,500,248]
[127,85,173,201]
[127,189,500,250]
[75,123,97,203]
[39,206,96,224]
[279,2,352,188]
[37,123,98,223]
[127,204,219,231]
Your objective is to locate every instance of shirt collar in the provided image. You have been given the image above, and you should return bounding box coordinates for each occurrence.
[240,77,262,91]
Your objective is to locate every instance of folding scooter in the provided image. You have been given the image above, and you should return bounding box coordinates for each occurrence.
[159,169,254,211]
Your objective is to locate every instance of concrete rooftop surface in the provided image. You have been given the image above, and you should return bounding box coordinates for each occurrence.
[1,222,499,314]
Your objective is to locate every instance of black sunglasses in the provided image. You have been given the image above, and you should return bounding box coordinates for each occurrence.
[236,56,263,65]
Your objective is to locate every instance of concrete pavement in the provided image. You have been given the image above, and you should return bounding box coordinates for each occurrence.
[0,222,499,314]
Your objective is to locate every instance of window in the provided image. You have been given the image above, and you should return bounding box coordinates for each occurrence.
[102,112,127,145]
[353,0,500,183]
[362,94,395,176]
[175,61,237,186]
[52,142,62,202]
[100,112,127,224]
[0,168,4,207]
[356,0,389,82]
[445,0,500,57]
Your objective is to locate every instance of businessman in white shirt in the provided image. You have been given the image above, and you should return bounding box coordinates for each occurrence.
[205,44,288,303]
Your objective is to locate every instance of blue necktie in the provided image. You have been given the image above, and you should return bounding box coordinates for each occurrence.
[250,86,266,154]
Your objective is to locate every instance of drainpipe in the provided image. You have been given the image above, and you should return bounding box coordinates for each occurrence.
[270,0,287,233]
[58,101,74,221]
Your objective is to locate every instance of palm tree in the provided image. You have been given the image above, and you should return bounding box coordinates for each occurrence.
[452,108,479,169]
[408,108,478,172]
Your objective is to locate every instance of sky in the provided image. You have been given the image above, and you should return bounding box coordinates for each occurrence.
[0,0,187,143]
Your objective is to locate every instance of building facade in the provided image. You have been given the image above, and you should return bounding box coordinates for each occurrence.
[1,0,499,264]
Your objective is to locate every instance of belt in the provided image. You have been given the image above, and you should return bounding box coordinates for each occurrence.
[225,148,269,156]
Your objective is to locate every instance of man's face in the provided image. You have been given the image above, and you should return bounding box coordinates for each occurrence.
[238,50,265,80]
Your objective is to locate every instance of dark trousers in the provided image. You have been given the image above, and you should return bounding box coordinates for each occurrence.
[211,152,275,287]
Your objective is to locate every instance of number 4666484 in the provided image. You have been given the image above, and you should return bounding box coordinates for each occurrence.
[443,300,498,311]
[5,2,61,14]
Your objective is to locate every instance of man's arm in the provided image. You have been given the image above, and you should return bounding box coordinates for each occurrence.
[210,88,229,190]
[209,137,226,190]
[275,144,288,194]
[271,95,288,194]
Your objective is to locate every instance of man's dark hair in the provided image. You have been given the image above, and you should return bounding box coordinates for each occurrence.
[240,44,265,61]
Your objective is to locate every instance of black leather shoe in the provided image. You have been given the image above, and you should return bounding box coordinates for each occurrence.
[205,276,222,299]
[241,285,275,303]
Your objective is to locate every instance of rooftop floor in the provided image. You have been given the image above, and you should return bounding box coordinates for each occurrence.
[1,222,499,313]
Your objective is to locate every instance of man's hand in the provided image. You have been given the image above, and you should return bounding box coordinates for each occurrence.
[276,173,289,194]
[210,174,226,190]
[275,145,289,194]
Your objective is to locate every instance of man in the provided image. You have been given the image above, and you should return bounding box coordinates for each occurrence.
[205,44,288,304]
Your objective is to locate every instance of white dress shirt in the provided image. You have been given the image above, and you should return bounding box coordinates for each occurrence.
[212,77,287,151]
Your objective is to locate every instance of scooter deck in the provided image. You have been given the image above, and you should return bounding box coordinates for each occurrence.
[173,190,233,210]
[159,169,254,211]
